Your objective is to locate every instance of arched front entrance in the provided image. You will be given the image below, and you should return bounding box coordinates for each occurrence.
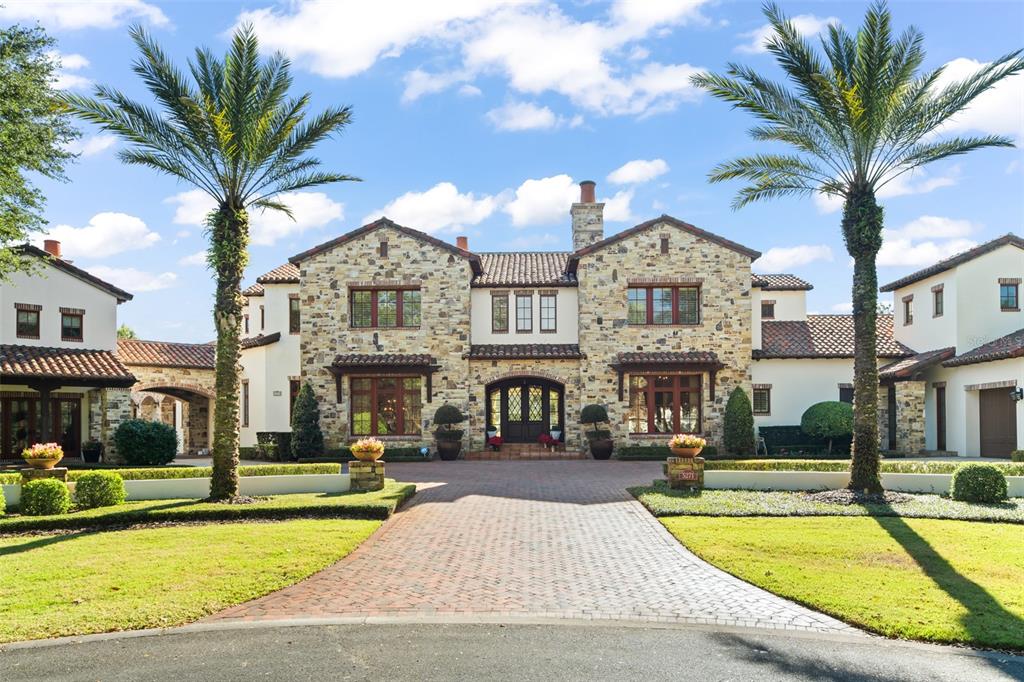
[131,384,214,456]
[485,378,564,443]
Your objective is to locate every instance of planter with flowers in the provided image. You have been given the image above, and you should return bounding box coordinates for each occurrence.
[350,437,385,462]
[22,443,64,470]
[669,434,706,458]
[487,435,504,451]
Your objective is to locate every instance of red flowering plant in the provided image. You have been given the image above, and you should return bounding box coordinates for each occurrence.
[537,433,556,447]
[487,435,503,450]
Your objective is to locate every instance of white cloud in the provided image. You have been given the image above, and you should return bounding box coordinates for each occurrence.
[601,189,634,222]
[503,174,579,226]
[178,250,208,267]
[42,212,160,258]
[735,13,839,54]
[877,215,979,267]
[165,189,344,246]
[458,84,483,97]
[485,101,582,131]
[886,215,975,241]
[363,182,500,233]
[66,134,117,157]
[607,158,669,185]
[753,244,833,271]
[813,166,960,214]
[0,1,167,30]
[50,51,91,90]
[88,266,177,292]
[935,57,1024,141]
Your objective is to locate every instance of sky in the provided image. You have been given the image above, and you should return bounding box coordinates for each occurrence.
[6,0,1023,342]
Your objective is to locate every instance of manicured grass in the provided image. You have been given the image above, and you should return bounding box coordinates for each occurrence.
[0,481,416,533]
[0,518,379,643]
[630,484,1024,522]
[661,516,1024,650]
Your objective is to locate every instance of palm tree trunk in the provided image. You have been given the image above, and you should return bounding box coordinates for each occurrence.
[842,185,884,493]
[208,204,249,501]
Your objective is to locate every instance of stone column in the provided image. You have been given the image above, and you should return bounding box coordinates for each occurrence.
[349,461,385,491]
[101,388,133,463]
[186,397,210,456]
[894,380,926,455]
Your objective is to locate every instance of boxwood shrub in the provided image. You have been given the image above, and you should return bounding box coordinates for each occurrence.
[304,446,431,463]
[73,471,127,509]
[950,463,1008,503]
[113,419,178,466]
[64,462,340,482]
[20,478,71,516]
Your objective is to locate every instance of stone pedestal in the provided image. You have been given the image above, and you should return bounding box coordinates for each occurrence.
[349,460,385,492]
[666,456,704,490]
[21,467,68,483]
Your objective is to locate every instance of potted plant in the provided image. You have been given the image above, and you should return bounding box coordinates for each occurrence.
[487,435,503,451]
[538,433,556,450]
[549,424,562,442]
[433,404,466,461]
[350,436,385,462]
[669,434,706,458]
[82,439,104,464]
[22,442,64,469]
[579,404,613,460]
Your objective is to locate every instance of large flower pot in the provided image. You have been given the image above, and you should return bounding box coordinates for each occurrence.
[670,446,703,458]
[351,448,384,462]
[589,438,614,460]
[437,440,462,461]
[25,457,61,470]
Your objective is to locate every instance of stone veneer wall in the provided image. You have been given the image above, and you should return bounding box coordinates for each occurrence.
[298,225,474,449]
[88,388,133,463]
[125,365,216,456]
[575,221,754,449]
[876,381,926,454]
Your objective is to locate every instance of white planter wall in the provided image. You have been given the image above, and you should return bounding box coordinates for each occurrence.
[705,470,1024,496]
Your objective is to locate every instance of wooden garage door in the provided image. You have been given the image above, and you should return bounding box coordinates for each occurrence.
[979,388,1017,458]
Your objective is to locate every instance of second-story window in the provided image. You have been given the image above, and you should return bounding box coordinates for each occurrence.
[289,297,300,333]
[515,294,532,333]
[15,305,40,339]
[761,301,775,319]
[902,296,913,325]
[627,286,700,325]
[1000,282,1019,311]
[60,309,83,342]
[492,294,509,333]
[933,288,943,317]
[244,314,249,335]
[540,293,557,333]
[259,305,265,330]
[350,288,421,328]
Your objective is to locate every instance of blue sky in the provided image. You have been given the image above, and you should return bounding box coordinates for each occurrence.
[6,0,1023,342]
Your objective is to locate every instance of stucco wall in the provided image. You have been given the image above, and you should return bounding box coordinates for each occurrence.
[470,288,579,344]
[955,244,1024,352]
[751,358,854,427]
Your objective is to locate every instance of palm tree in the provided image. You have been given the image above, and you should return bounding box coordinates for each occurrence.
[692,2,1022,492]
[62,25,358,500]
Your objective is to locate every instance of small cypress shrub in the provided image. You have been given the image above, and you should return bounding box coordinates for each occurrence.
[73,471,127,509]
[291,383,324,458]
[113,419,178,466]
[950,463,1008,503]
[723,387,755,455]
[20,479,71,516]
[800,402,853,454]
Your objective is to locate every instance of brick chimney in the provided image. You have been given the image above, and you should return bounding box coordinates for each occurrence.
[571,180,604,251]
[456,236,469,251]
[43,239,62,259]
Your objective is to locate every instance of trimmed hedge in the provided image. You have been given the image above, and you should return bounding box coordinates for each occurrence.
[20,479,71,516]
[758,424,852,456]
[616,445,719,461]
[64,462,340,482]
[306,446,431,463]
[704,459,1024,476]
[950,464,1008,503]
[73,472,127,509]
[113,419,178,466]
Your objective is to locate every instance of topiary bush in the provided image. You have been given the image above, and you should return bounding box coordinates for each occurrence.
[950,463,1008,503]
[579,404,610,439]
[113,419,178,466]
[432,404,466,440]
[73,471,126,509]
[20,478,71,516]
[723,387,755,455]
[800,402,853,454]
[291,383,325,458]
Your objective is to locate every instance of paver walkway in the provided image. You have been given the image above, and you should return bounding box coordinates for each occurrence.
[210,461,856,633]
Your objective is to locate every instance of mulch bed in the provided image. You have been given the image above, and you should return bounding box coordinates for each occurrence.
[803,489,914,506]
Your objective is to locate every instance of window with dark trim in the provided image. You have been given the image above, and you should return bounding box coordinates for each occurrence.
[244,314,249,335]
[902,296,913,325]
[16,306,40,339]
[492,294,508,333]
[1000,283,1019,311]
[540,293,557,333]
[350,376,422,436]
[761,301,775,319]
[933,288,943,317]
[60,312,83,342]
[289,297,301,334]
[627,374,701,434]
[515,294,532,333]
[626,286,700,325]
[289,379,301,418]
[259,304,265,330]
[839,385,854,404]
[350,288,421,328]
[241,380,250,427]
[752,386,771,415]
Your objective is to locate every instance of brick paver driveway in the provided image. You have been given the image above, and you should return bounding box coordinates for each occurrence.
[211,461,855,633]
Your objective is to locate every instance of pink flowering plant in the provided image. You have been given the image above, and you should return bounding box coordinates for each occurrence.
[668,434,706,449]
[22,442,64,461]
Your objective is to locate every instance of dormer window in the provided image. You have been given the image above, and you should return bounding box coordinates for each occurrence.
[15,304,41,339]
[761,301,775,319]
[1000,280,1019,311]
[60,308,84,342]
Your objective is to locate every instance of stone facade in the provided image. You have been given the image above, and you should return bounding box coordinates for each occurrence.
[87,387,133,462]
[877,381,927,455]
[124,364,216,456]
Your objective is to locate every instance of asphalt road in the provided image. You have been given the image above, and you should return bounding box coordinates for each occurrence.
[2,623,1021,681]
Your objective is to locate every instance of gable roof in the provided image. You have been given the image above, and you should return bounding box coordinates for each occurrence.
[117,339,216,369]
[754,314,913,359]
[752,274,813,291]
[472,252,576,287]
[879,233,1024,292]
[17,244,133,303]
[256,263,299,284]
[242,283,264,297]
[289,217,482,275]
[567,215,761,271]
[943,328,1024,367]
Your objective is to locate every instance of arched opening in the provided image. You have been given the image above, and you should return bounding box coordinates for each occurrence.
[485,377,565,443]
[131,384,214,457]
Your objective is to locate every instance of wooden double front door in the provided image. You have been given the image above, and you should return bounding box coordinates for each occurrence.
[486,379,564,443]
[0,396,82,459]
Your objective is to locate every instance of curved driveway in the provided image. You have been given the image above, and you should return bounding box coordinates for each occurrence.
[210,461,854,633]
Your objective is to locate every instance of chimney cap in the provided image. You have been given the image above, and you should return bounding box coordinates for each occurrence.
[579,180,596,203]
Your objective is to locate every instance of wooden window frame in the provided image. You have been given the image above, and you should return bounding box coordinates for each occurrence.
[491,293,509,333]
[626,285,701,326]
[60,311,84,342]
[15,305,41,339]
[539,293,557,333]
[760,301,776,319]
[999,282,1019,311]
[349,287,422,329]
[902,295,913,326]
[349,375,422,437]
[752,385,771,415]
[288,296,301,334]
[627,374,702,435]
[241,380,250,427]
[515,294,532,333]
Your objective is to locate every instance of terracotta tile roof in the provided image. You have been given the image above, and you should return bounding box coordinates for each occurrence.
[614,350,723,366]
[17,244,133,302]
[943,328,1024,367]
[752,273,813,291]
[240,332,281,350]
[242,283,264,297]
[1,344,135,384]
[467,344,583,359]
[117,339,216,369]
[332,353,437,368]
[472,253,576,287]
[879,347,956,380]
[754,314,913,359]
[256,263,299,284]
[879,233,1024,292]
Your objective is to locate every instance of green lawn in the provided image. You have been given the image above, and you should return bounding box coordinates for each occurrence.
[662,516,1024,650]
[0,519,379,643]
